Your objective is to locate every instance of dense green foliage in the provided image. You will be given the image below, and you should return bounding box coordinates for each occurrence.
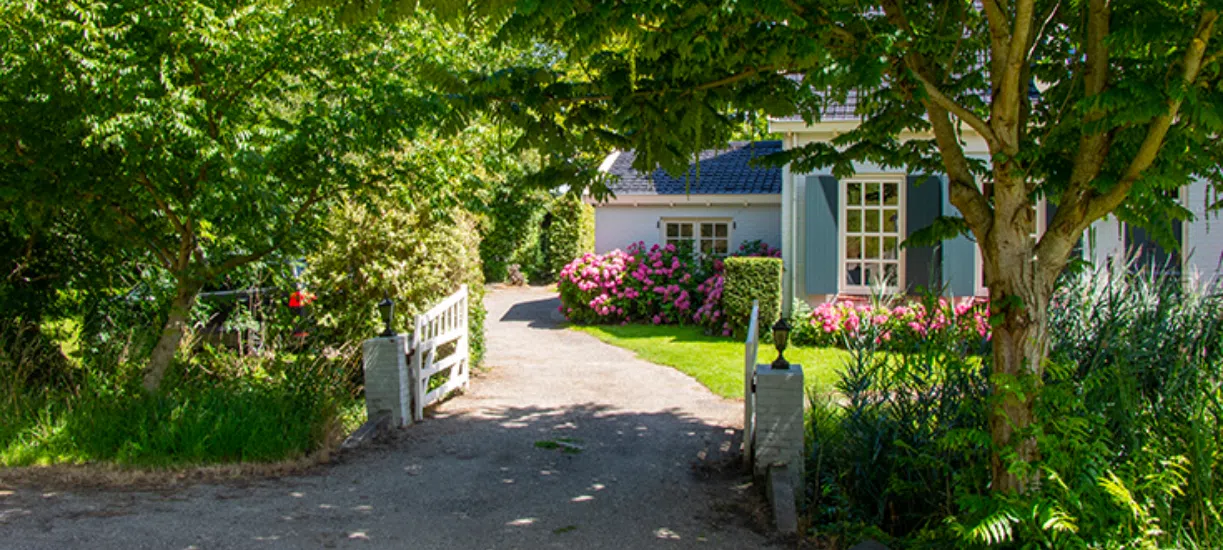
[0,0,541,465]
[543,195,595,280]
[806,268,1223,548]
[721,257,782,337]
[480,187,550,283]
[1,0,446,389]
[307,197,486,366]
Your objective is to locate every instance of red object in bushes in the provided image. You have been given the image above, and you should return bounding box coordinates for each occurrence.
[289,290,315,337]
[288,290,315,308]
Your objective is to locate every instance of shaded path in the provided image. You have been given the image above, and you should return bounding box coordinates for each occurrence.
[3,286,766,549]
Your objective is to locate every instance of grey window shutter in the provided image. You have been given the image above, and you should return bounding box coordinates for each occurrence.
[805,175,839,295]
[940,175,977,297]
[906,175,943,293]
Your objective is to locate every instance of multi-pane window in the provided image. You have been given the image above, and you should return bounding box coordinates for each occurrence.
[663,220,730,256]
[698,222,730,256]
[842,179,903,291]
[664,221,695,247]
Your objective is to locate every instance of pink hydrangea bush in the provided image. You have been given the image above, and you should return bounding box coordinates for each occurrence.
[793,297,991,349]
[557,240,784,334]
[735,240,783,258]
[557,242,698,325]
[622,242,697,325]
[693,268,731,336]
[556,249,635,323]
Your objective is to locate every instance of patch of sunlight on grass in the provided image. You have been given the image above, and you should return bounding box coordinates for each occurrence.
[572,324,848,399]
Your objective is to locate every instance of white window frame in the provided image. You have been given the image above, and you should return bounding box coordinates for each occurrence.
[838,175,906,295]
[974,198,1047,296]
[660,217,734,257]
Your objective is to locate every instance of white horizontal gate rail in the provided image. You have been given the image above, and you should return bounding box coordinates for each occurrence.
[743,300,760,469]
[407,284,470,422]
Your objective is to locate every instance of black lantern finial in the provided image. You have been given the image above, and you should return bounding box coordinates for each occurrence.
[378,296,395,337]
[771,317,792,369]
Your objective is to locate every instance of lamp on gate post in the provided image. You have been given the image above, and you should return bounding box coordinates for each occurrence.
[378,297,396,337]
[771,318,791,369]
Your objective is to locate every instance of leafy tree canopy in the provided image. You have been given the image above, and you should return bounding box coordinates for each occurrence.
[0,0,532,389]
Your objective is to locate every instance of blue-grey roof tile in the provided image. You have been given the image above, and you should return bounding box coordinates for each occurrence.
[604,140,782,195]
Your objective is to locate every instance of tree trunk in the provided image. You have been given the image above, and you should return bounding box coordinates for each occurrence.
[983,225,1055,494]
[142,278,201,393]
[988,295,1047,494]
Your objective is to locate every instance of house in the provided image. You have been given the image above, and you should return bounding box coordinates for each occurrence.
[770,94,1223,308]
[1083,183,1223,280]
[590,140,783,256]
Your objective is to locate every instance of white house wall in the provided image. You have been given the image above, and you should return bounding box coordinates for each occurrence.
[593,203,782,254]
[1186,178,1223,281]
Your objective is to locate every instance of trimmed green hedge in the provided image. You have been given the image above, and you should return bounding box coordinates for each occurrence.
[543,195,595,280]
[722,257,783,338]
[479,188,549,283]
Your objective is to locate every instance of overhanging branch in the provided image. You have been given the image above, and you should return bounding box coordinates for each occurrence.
[910,70,1001,149]
[1082,9,1218,221]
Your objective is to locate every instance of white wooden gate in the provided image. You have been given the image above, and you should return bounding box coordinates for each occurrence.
[407,284,470,422]
[743,300,760,469]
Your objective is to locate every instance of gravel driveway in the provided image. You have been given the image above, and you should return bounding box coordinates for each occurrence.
[2,286,768,549]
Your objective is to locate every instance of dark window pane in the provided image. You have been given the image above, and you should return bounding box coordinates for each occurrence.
[884,210,898,233]
[883,237,899,259]
[884,183,899,206]
[714,223,728,238]
[846,263,862,285]
[883,263,899,286]
[666,224,679,238]
[680,224,693,237]
[864,262,881,285]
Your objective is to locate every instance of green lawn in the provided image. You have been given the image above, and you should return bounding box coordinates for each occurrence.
[572,324,848,399]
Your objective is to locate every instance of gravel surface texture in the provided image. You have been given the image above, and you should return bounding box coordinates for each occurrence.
[2,285,768,549]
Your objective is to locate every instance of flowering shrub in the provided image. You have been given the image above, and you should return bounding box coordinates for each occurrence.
[693,270,730,335]
[557,242,698,325]
[794,297,991,349]
[622,241,697,325]
[557,240,784,333]
[735,239,782,258]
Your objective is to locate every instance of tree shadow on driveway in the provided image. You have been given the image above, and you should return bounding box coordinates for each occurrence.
[3,403,766,550]
[498,296,567,330]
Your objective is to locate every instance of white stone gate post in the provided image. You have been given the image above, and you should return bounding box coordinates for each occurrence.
[362,334,411,427]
